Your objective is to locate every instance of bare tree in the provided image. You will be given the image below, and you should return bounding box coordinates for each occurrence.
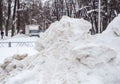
[17,0,20,33]
[6,0,12,36]
[2,0,120,36]
[0,0,3,33]
[11,0,17,36]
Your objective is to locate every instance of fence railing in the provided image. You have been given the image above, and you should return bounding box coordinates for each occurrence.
[0,41,35,47]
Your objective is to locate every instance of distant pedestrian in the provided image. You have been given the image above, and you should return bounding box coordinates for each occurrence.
[1,31,4,39]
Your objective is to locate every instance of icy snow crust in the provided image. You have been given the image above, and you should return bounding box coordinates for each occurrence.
[0,16,120,84]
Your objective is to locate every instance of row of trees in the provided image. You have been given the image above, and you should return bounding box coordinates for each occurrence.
[46,0,120,34]
[0,0,120,37]
[0,0,20,36]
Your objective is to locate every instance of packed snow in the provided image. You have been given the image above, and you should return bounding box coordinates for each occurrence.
[0,15,120,84]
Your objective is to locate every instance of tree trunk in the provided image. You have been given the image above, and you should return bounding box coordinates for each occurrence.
[54,0,59,20]
[17,0,20,33]
[98,0,101,33]
[0,0,3,33]
[11,0,17,36]
[6,0,11,36]
[72,0,77,17]
[65,0,70,16]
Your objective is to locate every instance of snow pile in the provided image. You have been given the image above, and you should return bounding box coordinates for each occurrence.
[0,16,120,84]
[35,16,91,51]
[102,14,120,36]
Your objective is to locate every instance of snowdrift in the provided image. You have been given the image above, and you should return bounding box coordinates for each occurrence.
[0,16,120,84]
[102,14,120,36]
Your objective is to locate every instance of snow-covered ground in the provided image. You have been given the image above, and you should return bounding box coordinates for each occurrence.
[0,47,38,63]
[0,34,37,42]
[0,34,39,64]
[0,15,120,84]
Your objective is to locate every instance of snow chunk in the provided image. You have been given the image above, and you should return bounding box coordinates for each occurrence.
[72,45,117,68]
[0,54,28,72]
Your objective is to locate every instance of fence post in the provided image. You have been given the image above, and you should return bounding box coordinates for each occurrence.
[9,42,11,47]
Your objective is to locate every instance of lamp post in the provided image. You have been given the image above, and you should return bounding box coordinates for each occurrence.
[98,0,101,33]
